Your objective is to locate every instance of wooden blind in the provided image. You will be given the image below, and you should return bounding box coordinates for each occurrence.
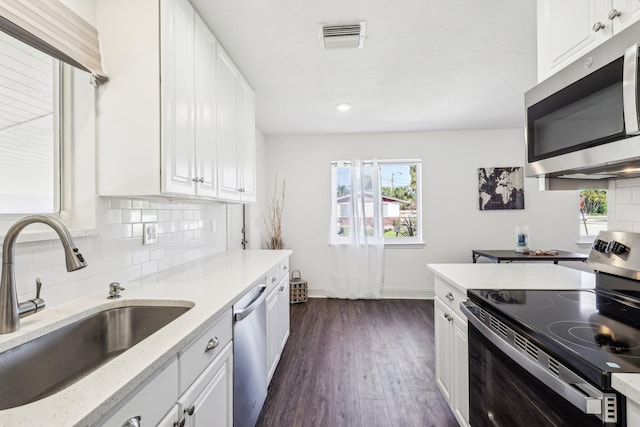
[0,0,106,81]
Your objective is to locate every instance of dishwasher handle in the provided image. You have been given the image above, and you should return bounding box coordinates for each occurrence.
[234,285,267,321]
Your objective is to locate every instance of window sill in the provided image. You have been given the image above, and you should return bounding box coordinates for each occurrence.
[0,227,98,245]
[384,241,425,249]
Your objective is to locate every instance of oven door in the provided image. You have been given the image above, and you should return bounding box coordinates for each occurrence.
[468,323,622,426]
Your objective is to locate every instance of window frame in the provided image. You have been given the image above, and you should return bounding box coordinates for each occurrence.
[330,159,424,247]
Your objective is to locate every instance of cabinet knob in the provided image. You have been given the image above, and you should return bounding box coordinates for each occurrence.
[121,416,141,427]
[445,292,454,301]
[174,418,186,427]
[608,9,622,20]
[592,21,606,32]
[279,285,285,292]
[185,404,196,416]
[443,313,452,322]
[205,337,220,352]
[272,276,278,283]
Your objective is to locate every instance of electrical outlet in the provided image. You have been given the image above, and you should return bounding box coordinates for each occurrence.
[143,222,158,245]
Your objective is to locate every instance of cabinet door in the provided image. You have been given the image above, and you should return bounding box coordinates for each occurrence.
[537,0,608,82]
[278,276,290,351]
[611,0,640,33]
[194,14,217,198]
[238,77,256,202]
[216,47,240,201]
[434,297,452,402]
[266,287,280,381]
[181,343,233,427]
[452,314,470,427]
[161,0,196,195]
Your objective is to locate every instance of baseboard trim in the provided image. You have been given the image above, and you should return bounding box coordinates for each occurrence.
[307,287,434,300]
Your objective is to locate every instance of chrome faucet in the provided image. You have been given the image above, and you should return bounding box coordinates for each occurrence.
[0,215,87,334]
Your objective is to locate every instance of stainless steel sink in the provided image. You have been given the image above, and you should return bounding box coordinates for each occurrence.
[0,304,191,410]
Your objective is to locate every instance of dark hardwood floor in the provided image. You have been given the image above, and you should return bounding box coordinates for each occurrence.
[256,298,458,427]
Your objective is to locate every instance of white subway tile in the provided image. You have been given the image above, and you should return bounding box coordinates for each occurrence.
[183,210,194,220]
[616,177,640,188]
[150,201,166,210]
[617,187,633,204]
[616,204,640,222]
[110,224,133,240]
[172,210,184,221]
[132,223,143,237]
[106,209,123,224]
[132,250,150,265]
[142,210,158,222]
[122,210,142,224]
[157,210,172,222]
[110,199,132,209]
[132,200,150,209]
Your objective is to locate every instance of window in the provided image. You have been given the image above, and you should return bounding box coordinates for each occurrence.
[579,189,607,240]
[0,30,60,214]
[331,159,422,245]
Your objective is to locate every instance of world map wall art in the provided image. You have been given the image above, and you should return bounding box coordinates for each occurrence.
[478,167,524,210]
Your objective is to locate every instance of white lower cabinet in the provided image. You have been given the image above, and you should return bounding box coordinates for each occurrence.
[435,278,470,427]
[178,342,233,427]
[266,264,290,382]
[98,357,179,427]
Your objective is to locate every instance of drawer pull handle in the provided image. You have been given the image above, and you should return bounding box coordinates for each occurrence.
[185,404,195,416]
[205,337,220,352]
[174,418,186,427]
[446,292,454,301]
[121,416,141,427]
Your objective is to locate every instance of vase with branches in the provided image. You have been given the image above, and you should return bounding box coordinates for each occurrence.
[265,176,285,249]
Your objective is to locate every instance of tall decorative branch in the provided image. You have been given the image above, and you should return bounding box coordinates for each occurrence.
[265,175,285,249]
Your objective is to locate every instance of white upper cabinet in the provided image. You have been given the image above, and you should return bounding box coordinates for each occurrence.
[216,48,257,203]
[194,14,218,198]
[238,77,256,202]
[161,0,196,196]
[217,48,241,201]
[537,0,640,82]
[96,0,255,201]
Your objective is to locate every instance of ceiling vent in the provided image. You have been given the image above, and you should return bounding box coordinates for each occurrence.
[320,21,366,49]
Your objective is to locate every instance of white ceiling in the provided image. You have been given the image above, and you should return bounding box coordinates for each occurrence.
[192,0,537,136]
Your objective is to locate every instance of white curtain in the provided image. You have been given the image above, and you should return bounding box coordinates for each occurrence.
[328,160,384,299]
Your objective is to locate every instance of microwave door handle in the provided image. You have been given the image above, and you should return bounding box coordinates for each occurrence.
[623,43,640,134]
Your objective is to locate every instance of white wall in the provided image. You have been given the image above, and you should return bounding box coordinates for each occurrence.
[607,178,640,232]
[266,129,584,298]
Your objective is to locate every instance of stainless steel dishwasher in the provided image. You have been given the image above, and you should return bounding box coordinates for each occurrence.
[233,282,268,427]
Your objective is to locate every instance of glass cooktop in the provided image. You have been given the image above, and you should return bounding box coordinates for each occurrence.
[467,288,640,388]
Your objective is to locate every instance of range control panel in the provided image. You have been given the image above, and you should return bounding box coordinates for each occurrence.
[588,231,640,280]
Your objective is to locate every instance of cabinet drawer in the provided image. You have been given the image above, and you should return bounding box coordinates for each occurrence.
[434,276,467,321]
[179,309,232,393]
[99,356,178,427]
[267,258,289,291]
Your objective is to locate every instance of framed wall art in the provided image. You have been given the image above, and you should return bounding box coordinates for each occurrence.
[478,167,524,210]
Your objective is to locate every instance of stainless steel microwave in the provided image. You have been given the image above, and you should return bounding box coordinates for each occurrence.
[525,21,640,179]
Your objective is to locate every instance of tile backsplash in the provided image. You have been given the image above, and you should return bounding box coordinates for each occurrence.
[13,197,228,308]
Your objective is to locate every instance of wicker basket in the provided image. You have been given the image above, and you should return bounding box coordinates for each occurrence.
[289,270,308,304]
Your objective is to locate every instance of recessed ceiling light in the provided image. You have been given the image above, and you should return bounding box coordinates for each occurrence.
[336,103,352,112]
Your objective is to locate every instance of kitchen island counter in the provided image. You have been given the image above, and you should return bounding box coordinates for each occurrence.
[0,249,291,427]
[428,262,595,293]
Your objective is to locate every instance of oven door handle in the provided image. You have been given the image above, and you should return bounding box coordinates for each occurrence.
[461,301,608,418]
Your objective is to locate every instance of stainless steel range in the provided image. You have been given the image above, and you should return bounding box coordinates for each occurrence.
[462,231,640,427]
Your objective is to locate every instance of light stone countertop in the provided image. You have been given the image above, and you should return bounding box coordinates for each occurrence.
[428,262,640,409]
[0,249,292,427]
[427,262,596,292]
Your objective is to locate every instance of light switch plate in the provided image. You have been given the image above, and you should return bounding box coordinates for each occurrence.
[143,222,158,245]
